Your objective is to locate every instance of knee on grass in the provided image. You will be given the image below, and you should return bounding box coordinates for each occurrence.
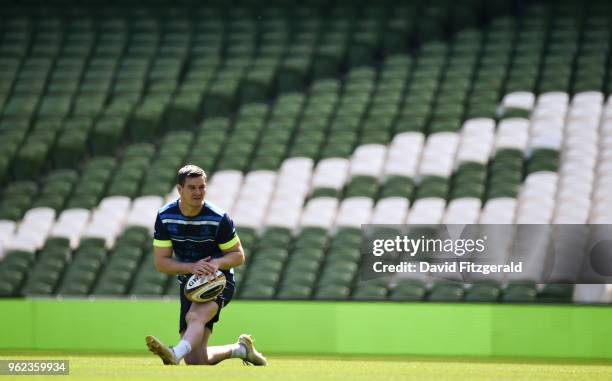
[184,356,216,366]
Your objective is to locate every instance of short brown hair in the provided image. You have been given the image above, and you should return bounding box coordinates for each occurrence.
[177,165,207,186]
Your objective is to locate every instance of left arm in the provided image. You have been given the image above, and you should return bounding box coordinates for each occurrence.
[200,241,245,276]
[200,211,245,276]
[213,240,245,270]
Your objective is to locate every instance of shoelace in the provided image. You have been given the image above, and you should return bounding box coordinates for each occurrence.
[242,359,251,366]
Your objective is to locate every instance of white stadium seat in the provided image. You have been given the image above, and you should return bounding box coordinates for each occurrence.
[384,133,424,178]
[206,170,243,212]
[124,196,164,230]
[132,196,164,213]
[500,91,535,112]
[456,118,495,164]
[4,237,37,254]
[311,158,350,191]
[479,198,517,224]
[573,91,604,106]
[443,198,482,224]
[407,198,446,224]
[231,171,277,227]
[349,144,387,178]
[537,92,569,108]
[300,197,339,229]
[335,197,374,227]
[371,197,409,225]
[99,196,132,216]
[495,118,530,151]
[50,209,90,248]
[418,133,459,177]
[0,220,16,248]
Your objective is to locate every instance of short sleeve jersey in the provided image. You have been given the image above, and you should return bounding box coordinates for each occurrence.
[153,199,239,285]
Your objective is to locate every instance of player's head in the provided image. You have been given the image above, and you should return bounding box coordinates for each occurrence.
[177,165,207,208]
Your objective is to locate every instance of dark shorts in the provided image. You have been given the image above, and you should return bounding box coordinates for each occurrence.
[179,280,234,334]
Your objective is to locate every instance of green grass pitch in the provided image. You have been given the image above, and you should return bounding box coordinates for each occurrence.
[2,353,612,381]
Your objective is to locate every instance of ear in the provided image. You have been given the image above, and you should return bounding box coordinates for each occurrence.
[176,184,182,193]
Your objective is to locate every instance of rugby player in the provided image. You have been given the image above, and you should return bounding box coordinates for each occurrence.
[145,165,267,366]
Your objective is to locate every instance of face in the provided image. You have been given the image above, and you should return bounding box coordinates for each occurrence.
[177,176,206,208]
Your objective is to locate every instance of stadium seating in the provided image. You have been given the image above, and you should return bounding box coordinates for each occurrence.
[0,0,611,304]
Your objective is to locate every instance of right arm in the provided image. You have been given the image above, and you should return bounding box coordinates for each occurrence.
[153,213,212,276]
[153,245,191,275]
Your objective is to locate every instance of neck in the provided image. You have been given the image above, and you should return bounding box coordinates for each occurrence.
[179,199,203,217]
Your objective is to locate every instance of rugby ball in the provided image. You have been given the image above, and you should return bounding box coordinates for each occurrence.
[184,271,226,303]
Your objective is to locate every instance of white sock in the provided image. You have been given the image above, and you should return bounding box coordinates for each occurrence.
[230,343,247,359]
[172,340,192,360]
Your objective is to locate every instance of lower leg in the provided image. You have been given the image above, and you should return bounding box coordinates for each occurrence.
[175,302,218,363]
[184,328,246,365]
[183,302,218,348]
[206,344,244,365]
[181,320,205,349]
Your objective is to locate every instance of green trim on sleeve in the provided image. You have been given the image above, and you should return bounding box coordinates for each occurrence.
[218,235,240,250]
[153,239,173,248]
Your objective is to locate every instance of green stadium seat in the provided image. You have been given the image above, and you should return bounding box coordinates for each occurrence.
[293,238,327,255]
[0,277,22,296]
[380,176,415,199]
[66,194,99,209]
[0,268,25,296]
[3,181,37,198]
[240,66,277,104]
[465,282,501,302]
[13,142,49,180]
[348,30,379,68]
[255,248,289,263]
[57,280,91,296]
[389,279,427,301]
[240,284,276,299]
[282,271,318,288]
[134,270,168,290]
[165,92,202,130]
[245,271,281,289]
[284,258,321,275]
[314,285,350,300]
[258,227,293,250]
[343,176,379,199]
[53,130,89,169]
[22,282,55,296]
[502,281,538,303]
[90,117,126,156]
[277,284,312,300]
[326,247,360,264]
[415,176,449,200]
[93,283,128,296]
[203,79,240,117]
[70,258,102,278]
[131,283,165,296]
[352,285,388,300]
[318,267,357,288]
[537,284,574,303]
[526,148,560,174]
[39,245,71,263]
[277,57,309,94]
[129,103,165,142]
[428,281,465,302]
[312,41,346,80]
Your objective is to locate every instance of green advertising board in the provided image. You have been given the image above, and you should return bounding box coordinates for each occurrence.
[1,299,611,359]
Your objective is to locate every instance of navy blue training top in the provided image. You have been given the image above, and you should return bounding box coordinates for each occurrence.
[153,199,239,285]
